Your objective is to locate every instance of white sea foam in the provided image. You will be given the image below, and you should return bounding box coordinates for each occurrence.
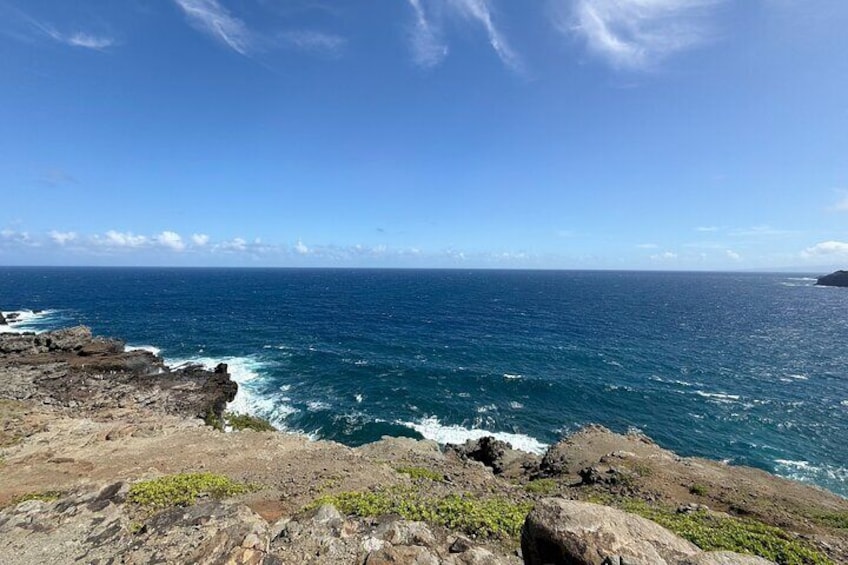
[476,404,497,413]
[0,309,57,334]
[841,400,848,407]
[165,354,294,429]
[509,401,524,410]
[503,373,523,380]
[695,390,740,402]
[125,344,162,356]
[355,394,364,403]
[774,459,848,485]
[399,416,548,455]
[307,400,331,412]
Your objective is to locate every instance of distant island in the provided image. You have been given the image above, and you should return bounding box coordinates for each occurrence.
[816,270,848,287]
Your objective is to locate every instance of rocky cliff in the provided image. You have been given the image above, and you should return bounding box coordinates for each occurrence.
[816,270,848,287]
[1,328,846,564]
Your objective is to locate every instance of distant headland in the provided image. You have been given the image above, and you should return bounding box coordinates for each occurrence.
[816,270,848,287]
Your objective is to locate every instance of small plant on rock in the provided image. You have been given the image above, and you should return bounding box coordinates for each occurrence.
[128,472,255,509]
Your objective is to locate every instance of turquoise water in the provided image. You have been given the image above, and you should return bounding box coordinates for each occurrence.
[2,267,846,496]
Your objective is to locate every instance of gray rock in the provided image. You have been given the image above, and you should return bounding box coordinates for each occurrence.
[374,517,436,546]
[364,545,440,565]
[521,499,701,565]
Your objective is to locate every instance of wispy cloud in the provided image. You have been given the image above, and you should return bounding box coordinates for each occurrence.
[636,243,658,249]
[650,251,678,261]
[725,249,741,261]
[696,225,721,232]
[405,0,521,71]
[24,16,115,51]
[407,0,449,68]
[449,0,522,71]
[279,30,346,55]
[558,0,723,70]
[173,0,253,55]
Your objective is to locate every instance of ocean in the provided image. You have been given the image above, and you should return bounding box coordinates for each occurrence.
[2,267,846,497]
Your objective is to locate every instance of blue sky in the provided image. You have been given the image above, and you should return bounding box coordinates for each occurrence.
[1,0,847,269]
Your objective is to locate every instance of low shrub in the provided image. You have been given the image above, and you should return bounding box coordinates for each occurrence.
[128,472,255,509]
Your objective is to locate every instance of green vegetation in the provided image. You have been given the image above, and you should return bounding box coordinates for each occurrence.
[809,511,848,530]
[688,483,709,496]
[10,490,63,505]
[395,466,445,482]
[224,412,276,432]
[310,488,533,540]
[621,499,833,565]
[128,473,256,509]
[203,408,224,431]
[524,478,557,495]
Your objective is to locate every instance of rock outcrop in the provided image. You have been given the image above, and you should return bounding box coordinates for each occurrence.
[816,270,848,287]
[0,326,236,424]
[521,499,774,565]
[446,436,540,477]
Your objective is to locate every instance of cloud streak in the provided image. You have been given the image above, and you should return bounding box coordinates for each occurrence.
[405,0,521,71]
[560,0,723,70]
[26,18,115,50]
[173,0,253,55]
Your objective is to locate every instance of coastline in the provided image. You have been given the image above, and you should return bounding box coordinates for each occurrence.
[1,325,847,563]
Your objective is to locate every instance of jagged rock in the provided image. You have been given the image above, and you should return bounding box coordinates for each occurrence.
[447,436,539,476]
[816,270,848,287]
[0,311,6,325]
[537,438,575,477]
[521,499,701,565]
[47,326,94,351]
[450,535,474,553]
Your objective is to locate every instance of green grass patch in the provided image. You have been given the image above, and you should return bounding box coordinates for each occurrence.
[224,412,276,432]
[688,483,709,496]
[810,511,848,530]
[11,490,63,505]
[128,473,256,509]
[203,408,224,431]
[524,478,557,495]
[310,488,532,540]
[622,499,833,565]
[395,466,445,482]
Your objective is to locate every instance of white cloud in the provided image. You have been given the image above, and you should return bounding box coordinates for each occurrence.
[32,21,115,50]
[294,239,310,255]
[101,230,148,248]
[66,32,115,50]
[49,231,77,245]
[725,249,741,261]
[560,0,723,70]
[407,0,449,67]
[279,30,346,54]
[449,0,522,71]
[730,225,795,238]
[802,240,848,258]
[696,226,720,232]
[174,0,253,55]
[405,0,521,71]
[219,237,247,252]
[156,231,186,251]
[650,251,678,261]
[192,233,210,246]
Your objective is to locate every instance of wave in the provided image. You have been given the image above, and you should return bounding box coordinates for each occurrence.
[503,373,523,380]
[125,344,162,356]
[0,309,58,334]
[695,390,740,402]
[165,354,295,429]
[773,459,848,487]
[399,416,548,455]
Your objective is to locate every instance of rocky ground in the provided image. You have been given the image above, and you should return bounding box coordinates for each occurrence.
[1,327,847,564]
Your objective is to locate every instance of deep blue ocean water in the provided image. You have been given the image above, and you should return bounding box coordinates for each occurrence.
[2,267,847,497]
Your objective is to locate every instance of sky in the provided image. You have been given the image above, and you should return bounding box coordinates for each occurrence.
[1,0,847,270]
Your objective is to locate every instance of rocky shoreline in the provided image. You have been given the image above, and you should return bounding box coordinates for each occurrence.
[1,327,847,564]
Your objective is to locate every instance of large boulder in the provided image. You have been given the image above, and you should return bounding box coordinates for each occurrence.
[521,499,701,565]
[522,499,776,565]
[816,270,848,287]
